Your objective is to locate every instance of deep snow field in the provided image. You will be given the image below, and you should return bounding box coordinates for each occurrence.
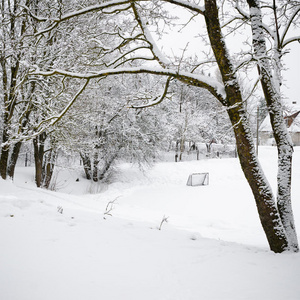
[1,146,300,300]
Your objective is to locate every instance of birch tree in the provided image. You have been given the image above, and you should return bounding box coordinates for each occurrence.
[28,0,299,252]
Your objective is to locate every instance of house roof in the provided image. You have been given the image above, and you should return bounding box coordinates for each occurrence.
[288,111,300,132]
[259,109,300,133]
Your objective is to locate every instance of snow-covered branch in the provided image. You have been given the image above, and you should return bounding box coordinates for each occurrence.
[130,76,172,108]
[33,79,90,135]
[131,2,170,68]
[162,0,205,15]
[30,66,226,100]
[280,6,300,48]
[282,35,300,48]
[33,0,134,35]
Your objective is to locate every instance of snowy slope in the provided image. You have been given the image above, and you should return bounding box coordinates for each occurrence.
[0,146,299,300]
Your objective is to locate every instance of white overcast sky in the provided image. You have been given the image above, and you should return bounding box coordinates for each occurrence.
[156,4,300,106]
[282,42,300,104]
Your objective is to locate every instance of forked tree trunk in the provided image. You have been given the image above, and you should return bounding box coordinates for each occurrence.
[204,0,290,252]
[247,0,298,251]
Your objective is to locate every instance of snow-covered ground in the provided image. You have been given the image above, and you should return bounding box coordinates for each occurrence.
[1,146,300,300]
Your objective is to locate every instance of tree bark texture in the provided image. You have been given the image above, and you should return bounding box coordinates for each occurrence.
[93,152,99,182]
[204,0,290,252]
[99,154,118,181]
[33,133,46,188]
[0,1,28,180]
[42,149,57,189]
[80,153,92,180]
[247,0,298,251]
[7,141,23,179]
[0,129,9,180]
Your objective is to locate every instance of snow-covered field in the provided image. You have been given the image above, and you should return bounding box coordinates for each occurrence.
[1,146,300,300]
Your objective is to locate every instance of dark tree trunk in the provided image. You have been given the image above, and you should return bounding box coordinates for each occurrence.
[0,2,36,180]
[42,150,57,189]
[179,137,185,161]
[0,146,9,180]
[7,141,22,179]
[175,140,179,162]
[227,106,288,252]
[80,153,92,180]
[43,162,52,189]
[92,152,99,182]
[33,133,46,188]
[0,125,10,180]
[99,154,118,181]
[0,17,21,179]
[7,98,33,180]
[204,0,289,252]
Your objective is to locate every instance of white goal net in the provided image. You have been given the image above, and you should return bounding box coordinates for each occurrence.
[186,173,209,186]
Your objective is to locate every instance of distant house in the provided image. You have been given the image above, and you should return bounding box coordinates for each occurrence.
[259,109,300,146]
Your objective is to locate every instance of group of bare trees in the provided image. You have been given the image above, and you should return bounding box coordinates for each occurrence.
[0,0,67,187]
[1,0,299,253]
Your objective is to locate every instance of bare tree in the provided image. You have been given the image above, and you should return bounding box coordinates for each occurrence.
[0,0,65,181]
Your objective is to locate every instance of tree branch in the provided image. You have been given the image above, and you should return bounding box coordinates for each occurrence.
[30,66,225,101]
[280,6,300,48]
[33,79,90,134]
[131,1,170,68]
[130,76,172,108]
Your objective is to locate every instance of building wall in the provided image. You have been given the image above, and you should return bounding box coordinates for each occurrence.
[291,132,300,146]
[260,131,300,146]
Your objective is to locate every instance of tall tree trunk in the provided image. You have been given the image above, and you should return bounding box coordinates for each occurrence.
[0,1,26,180]
[227,106,288,252]
[99,154,118,181]
[92,152,99,182]
[42,149,57,189]
[0,62,10,180]
[33,133,46,188]
[0,129,9,180]
[247,0,298,251]
[204,0,289,252]
[7,86,35,180]
[7,141,22,179]
[80,153,92,180]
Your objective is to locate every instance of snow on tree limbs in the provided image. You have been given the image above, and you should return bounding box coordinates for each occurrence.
[25,0,299,252]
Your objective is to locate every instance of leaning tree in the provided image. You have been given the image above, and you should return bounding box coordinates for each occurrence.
[28,0,299,252]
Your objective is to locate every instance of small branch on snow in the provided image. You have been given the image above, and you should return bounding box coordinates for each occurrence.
[57,206,63,214]
[103,197,119,219]
[158,215,169,230]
